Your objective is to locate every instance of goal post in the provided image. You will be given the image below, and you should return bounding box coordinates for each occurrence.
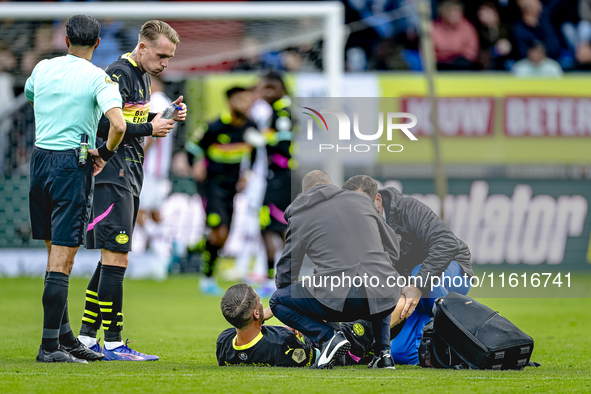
[0,1,345,183]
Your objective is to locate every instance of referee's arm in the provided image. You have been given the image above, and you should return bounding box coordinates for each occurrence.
[89,108,126,176]
[103,108,126,151]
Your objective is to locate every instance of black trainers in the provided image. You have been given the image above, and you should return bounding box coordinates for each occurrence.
[368,349,396,369]
[63,339,105,362]
[36,345,88,363]
[310,331,351,370]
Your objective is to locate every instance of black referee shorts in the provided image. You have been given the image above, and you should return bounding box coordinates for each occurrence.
[262,168,291,235]
[29,147,94,247]
[203,179,236,229]
[86,183,140,253]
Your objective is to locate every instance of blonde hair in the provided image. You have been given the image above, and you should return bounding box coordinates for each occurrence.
[139,20,180,46]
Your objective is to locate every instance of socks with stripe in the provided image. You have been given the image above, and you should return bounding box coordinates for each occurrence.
[46,271,78,347]
[79,262,102,338]
[267,258,275,280]
[202,241,220,278]
[42,272,69,351]
[98,265,126,342]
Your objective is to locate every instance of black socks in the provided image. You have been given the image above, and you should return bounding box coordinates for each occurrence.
[98,265,126,342]
[202,241,220,278]
[80,262,102,338]
[267,258,275,280]
[42,272,69,351]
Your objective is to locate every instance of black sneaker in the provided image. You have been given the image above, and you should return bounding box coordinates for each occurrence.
[310,331,351,369]
[368,349,396,369]
[36,345,88,363]
[63,339,105,362]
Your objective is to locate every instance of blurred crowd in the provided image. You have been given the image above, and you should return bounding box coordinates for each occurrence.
[0,0,588,84]
[345,0,588,75]
[0,19,142,87]
[0,0,587,173]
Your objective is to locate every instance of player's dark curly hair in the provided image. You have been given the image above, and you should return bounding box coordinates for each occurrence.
[66,15,100,47]
[342,175,379,202]
[220,284,258,329]
[226,86,246,99]
[262,71,289,96]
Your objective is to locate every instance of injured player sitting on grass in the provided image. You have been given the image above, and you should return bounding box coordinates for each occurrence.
[216,284,406,368]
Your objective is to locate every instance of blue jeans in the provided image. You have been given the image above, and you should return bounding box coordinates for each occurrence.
[270,283,394,352]
[390,261,470,365]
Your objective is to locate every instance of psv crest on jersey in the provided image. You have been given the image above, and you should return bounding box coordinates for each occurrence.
[292,349,306,364]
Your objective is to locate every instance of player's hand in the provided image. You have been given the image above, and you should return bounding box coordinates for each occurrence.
[192,159,207,182]
[263,307,274,321]
[151,112,175,138]
[172,96,187,122]
[390,295,406,328]
[400,285,422,320]
[284,327,302,337]
[88,149,106,176]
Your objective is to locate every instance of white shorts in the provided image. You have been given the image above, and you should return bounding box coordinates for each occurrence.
[140,177,172,211]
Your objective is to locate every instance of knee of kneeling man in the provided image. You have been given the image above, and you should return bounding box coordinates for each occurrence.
[269,292,280,310]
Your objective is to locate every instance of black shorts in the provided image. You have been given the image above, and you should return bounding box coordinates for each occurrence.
[203,179,236,229]
[85,183,139,252]
[262,168,291,235]
[29,147,94,247]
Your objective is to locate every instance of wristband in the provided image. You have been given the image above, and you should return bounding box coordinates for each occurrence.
[97,143,117,161]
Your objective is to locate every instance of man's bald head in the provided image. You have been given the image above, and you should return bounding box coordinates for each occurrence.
[302,170,333,192]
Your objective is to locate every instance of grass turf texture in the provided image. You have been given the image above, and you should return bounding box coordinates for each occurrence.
[0,275,589,393]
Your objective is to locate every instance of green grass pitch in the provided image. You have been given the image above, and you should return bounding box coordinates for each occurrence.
[0,275,589,393]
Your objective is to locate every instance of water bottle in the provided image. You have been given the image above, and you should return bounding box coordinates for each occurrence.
[161,103,182,119]
[153,103,182,140]
[78,135,89,167]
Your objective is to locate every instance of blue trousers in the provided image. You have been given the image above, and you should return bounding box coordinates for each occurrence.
[270,283,394,352]
[390,261,470,365]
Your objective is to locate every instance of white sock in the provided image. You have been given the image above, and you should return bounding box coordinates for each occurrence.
[104,341,125,350]
[78,335,96,348]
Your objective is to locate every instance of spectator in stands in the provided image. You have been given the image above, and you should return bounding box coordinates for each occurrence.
[562,0,591,70]
[21,24,66,75]
[92,20,125,70]
[511,40,563,77]
[344,0,400,71]
[0,54,16,174]
[432,0,479,70]
[476,2,513,70]
[513,0,561,61]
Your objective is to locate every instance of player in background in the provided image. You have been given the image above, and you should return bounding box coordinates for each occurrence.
[188,87,257,295]
[77,21,187,361]
[26,14,126,363]
[257,72,293,297]
[228,83,273,283]
[136,76,177,260]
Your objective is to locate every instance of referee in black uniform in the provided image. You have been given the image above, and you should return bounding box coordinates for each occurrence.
[25,15,126,363]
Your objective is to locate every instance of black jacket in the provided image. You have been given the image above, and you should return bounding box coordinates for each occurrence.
[380,187,473,293]
[275,184,402,315]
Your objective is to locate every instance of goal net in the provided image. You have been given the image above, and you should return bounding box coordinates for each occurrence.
[0,2,344,256]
